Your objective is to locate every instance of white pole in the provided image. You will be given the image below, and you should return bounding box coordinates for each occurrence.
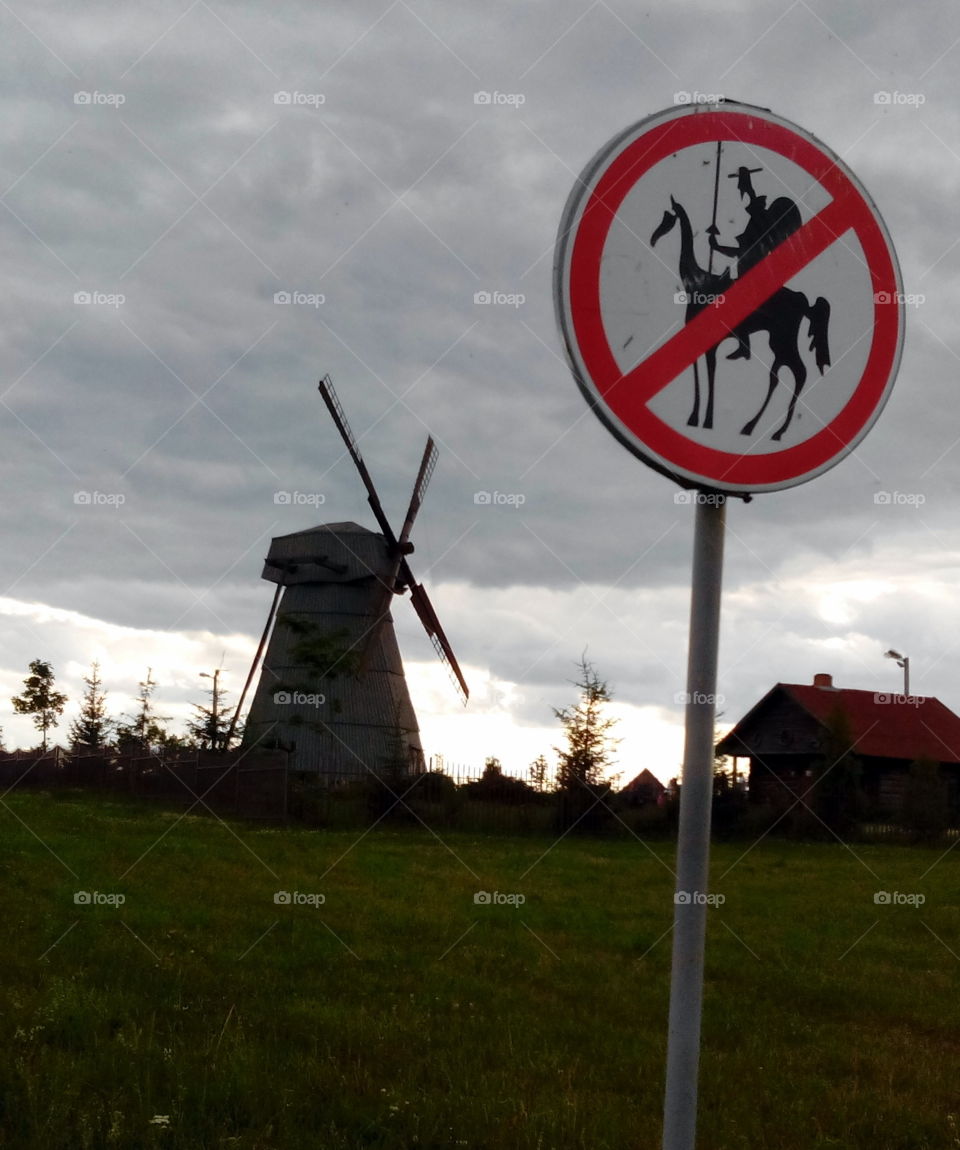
[662,493,726,1150]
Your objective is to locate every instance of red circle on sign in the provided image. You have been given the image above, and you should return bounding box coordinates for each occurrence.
[555,102,904,492]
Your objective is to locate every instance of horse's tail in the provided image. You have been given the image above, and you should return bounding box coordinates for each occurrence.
[807,296,831,373]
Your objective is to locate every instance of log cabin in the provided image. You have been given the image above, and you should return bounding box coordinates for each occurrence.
[715,673,960,816]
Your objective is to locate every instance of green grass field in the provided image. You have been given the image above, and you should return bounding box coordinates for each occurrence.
[1,789,958,1149]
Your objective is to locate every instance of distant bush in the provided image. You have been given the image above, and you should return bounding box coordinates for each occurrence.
[407,770,457,803]
[461,761,538,803]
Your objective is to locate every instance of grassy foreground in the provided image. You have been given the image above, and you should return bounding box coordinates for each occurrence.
[0,791,958,1149]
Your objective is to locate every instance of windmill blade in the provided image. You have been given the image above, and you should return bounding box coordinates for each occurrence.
[357,437,436,673]
[407,576,469,704]
[397,436,437,552]
[318,375,466,702]
[318,374,398,546]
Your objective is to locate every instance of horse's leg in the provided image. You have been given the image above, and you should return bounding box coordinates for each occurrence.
[688,358,701,427]
[741,362,779,436]
[771,354,807,441]
[703,345,717,430]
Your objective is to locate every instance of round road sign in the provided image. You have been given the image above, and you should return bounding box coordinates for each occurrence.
[554,100,904,493]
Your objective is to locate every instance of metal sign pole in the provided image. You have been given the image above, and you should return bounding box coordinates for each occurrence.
[662,493,726,1150]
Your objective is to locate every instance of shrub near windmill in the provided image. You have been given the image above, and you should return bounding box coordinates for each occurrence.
[239,376,468,780]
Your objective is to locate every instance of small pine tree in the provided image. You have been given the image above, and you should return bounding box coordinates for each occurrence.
[553,655,620,791]
[11,660,68,752]
[115,669,171,752]
[552,655,620,833]
[530,754,550,793]
[186,672,231,752]
[68,660,111,752]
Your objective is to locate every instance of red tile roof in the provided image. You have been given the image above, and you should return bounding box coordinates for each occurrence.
[778,683,960,764]
[620,768,666,794]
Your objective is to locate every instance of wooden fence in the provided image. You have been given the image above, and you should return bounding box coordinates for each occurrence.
[0,748,289,822]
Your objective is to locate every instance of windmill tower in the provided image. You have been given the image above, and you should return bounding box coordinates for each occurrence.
[237,375,468,778]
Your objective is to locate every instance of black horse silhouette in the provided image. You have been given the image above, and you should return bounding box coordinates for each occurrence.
[650,195,831,441]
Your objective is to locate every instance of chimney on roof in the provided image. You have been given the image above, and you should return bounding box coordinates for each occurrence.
[813,673,834,689]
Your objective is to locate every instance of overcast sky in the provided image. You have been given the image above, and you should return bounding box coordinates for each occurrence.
[2,0,958,782]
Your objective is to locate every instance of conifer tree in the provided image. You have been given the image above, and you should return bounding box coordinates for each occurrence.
[11,660,67,752]
[68,660,111,751]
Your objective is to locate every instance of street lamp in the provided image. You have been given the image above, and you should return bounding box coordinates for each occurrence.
[200,669,221,751]
[884,649,909,696]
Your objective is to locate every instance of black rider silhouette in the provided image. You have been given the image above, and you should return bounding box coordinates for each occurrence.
[708,166,802,361]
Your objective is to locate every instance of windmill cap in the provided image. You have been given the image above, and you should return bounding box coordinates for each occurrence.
[261,522,396,586]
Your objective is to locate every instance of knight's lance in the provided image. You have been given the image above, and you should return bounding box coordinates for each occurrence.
[707,139,722,277]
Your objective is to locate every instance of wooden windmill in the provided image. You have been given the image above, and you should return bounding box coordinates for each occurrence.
[237,375,468,778]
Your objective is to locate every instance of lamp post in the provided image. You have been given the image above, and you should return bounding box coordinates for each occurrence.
[884,649,909,696]
[200,669,221,751]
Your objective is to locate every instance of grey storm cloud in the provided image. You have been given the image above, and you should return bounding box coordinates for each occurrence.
[2,0,960,755]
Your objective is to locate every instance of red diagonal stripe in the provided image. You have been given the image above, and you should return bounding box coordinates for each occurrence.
[606,190,857,412]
